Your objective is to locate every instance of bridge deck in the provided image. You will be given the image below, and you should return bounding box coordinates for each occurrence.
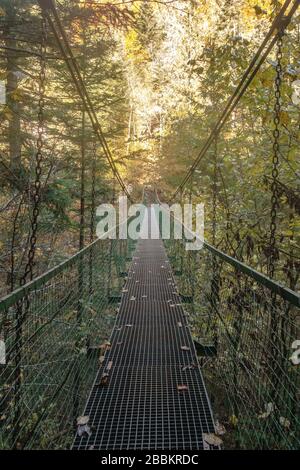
[73,237,216,450]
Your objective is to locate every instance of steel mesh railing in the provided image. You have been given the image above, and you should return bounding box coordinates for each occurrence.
[0,236,135,449]
[164,236,300,450]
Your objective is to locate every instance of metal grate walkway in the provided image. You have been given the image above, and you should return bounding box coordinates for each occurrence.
[73,222,216,450]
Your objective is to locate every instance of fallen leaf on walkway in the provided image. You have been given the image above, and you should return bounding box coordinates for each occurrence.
[203,433,222,446]
[100,341,111,351]
[182,364,196,371]
[99,355,105,364]
[215,421,226,436]
[77,423,92,438]
[77,415,89,426]
[203,440,210,450]
[177,385,188,391]
[99,373,109,386]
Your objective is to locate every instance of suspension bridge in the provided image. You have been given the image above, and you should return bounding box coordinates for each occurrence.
[0,0,300,451]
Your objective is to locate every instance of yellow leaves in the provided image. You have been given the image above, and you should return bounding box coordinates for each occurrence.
[259,67,273,88]
[243,0,274,16]
[125,29,138,48]
[229,414,238,427]
[263,110,290,127]
[290,217,300,232]
[241,0,274,31]
[125,29,150,64]
[279,111,290,126]
[262,112,272,126]
[283,229,293,237]
[248,161,263,178]
[1,106,13,120]
[0,7,6,17]
[283,217,300,237]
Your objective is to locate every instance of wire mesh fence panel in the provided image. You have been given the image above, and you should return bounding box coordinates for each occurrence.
[0,238,130,449]
[165,237,300,450]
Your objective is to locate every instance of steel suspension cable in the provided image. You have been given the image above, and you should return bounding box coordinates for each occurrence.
[37,0,132,201]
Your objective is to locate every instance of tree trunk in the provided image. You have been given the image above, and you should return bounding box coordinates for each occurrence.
[5,11,21,171]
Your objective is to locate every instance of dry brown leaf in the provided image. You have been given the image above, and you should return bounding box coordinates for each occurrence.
[100,341,111,351]
[77,415,89,426]
[215,421,226,436]
[203,433,223,446]
[99,355,105,364]
[177,385,188,391]
[99,373,109,386]
[182,363,196,371]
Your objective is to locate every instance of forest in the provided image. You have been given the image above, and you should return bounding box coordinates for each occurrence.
[0,0,299,453]
[0,0,299,292]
